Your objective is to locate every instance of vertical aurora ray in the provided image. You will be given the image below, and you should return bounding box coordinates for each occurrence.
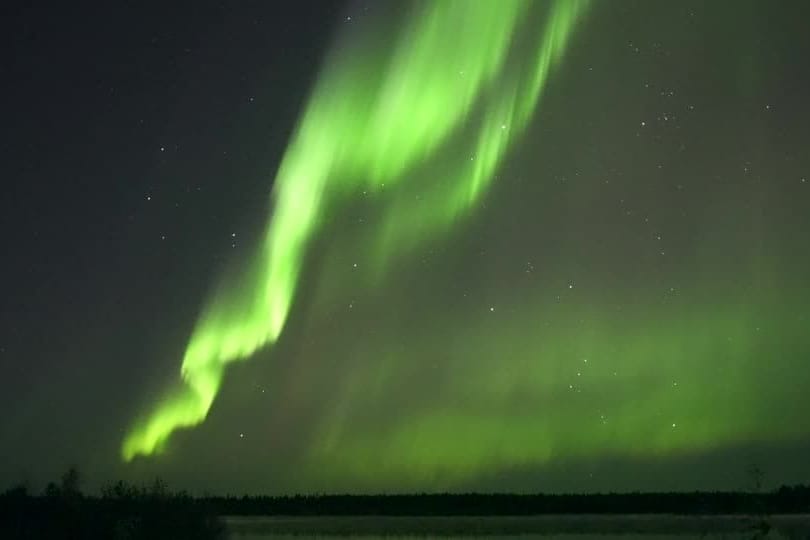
[122,0,592,460]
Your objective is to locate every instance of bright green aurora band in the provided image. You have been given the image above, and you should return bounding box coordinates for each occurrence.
[123,0,593,461]
[122,0,810,489]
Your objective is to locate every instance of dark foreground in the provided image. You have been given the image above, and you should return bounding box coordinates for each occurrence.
[3,474,810,539]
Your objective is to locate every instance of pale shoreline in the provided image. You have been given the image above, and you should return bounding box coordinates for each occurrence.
[225,514,810,536]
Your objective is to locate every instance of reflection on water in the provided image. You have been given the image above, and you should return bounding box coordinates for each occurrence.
[236,536,687,540]
[233,534,796,540]
[244,537,677,540]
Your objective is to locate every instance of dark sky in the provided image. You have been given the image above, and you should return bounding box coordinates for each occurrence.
[2,1,810,495]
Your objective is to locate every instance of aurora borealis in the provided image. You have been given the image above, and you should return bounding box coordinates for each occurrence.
[2,0,810,494]
[121,0,593,462]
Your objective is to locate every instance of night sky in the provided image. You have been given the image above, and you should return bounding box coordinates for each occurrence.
[2,0,810,495]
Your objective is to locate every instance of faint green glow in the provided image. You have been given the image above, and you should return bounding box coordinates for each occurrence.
[122,0,592,460]
[307,299,806,487]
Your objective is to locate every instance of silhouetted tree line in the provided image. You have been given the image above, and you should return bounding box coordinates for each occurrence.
[3,468,810,539]
[0,468,225,540]
[206,486,810,515]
